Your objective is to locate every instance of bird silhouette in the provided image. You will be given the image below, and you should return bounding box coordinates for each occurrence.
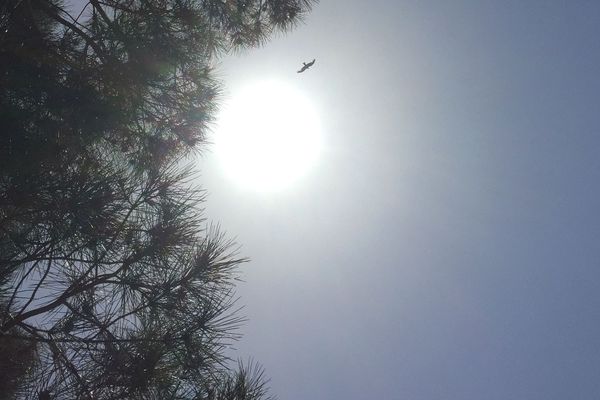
[297,59,316,73]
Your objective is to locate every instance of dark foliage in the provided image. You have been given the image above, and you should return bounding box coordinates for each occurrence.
[0,0,316,397]
[0,322,37,399]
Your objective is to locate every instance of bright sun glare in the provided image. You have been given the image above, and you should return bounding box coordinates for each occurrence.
[215,80,322,192]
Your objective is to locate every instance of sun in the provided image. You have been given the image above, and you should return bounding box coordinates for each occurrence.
[214,80,322,192]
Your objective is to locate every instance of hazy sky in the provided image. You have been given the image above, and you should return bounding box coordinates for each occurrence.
[199,1,600,399]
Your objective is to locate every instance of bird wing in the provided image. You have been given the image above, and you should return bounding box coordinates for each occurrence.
[297,59,315,73]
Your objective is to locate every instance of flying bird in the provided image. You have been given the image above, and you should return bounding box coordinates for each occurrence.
[297,59,316,73]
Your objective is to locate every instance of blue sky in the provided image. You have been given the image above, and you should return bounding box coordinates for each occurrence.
[199,1,600,399]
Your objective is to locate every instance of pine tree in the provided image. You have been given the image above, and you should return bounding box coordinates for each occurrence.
[0,0,316,397]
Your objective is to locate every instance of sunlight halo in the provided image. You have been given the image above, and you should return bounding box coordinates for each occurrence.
[214,80,322,192]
